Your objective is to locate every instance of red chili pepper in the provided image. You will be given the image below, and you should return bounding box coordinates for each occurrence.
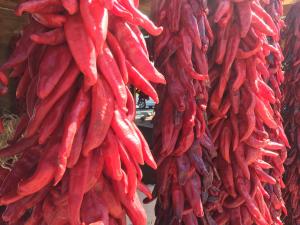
[56,87,90,184]
[66,121,87,168]
[116,0,163,36]
[16,67,30,99]
[113,20,165,84]
[106,31,128,83]
[80,0,108,54]
[64,14,97,89]
[16,0,63,16]
[61,0,78,14]
[1,21,44,70]
[111,106,143,164]
[25,63,79,138]
[37,44,72,99]
[28,44,47,78]
[132,123,157,169]
[0,135,38,158]
[32,13,66,28]
[97,177,124,219]
[30,28,65,46]
[68,153,91,225]
[102,130,123,181]
[97,42,127,109]
[117,139,137,200]
[17,143,58,196]
[9,63,26,78]
[113,180,147,225]
[38,89,75,145]
[80,189,109,225]
[2,187,48,223]
[82,77,114,156]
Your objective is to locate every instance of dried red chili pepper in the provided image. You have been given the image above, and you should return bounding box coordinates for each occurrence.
[0,1,163,224]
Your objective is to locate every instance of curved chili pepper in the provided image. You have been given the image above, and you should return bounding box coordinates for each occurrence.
[132,123,157,169]
[16,0,63,16]
[17,144,58,196]
[113,179,147,225]
[1,21,44,70]
[97,42,127,109]
[116,0,163,36]
[251,12,276,37]
[111,107,143,164]
[0,135,38,158]
[30,28,65,46]
[32,13,66,28]
[255,96,278,129]
[112,20,165,84]
[126,61,158,103]
[219,120,232,163]
[2,187,48,223]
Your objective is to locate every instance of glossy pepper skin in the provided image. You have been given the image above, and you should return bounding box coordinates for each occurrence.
[0,0,164,224]
[56,86,90,184]
[82,76,114,156]
[64,14,98,89]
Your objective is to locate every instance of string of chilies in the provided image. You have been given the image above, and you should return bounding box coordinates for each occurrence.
[150,0,221,224]
[0,70,9,134]
[0,0,165,224]
[260,0,287,222]
[207,0,288,224]
[282,3,300,224]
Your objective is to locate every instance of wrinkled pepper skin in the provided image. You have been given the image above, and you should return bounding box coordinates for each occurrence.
[206,0,287,223]
[282,3,300,224]
[151,0,220,224]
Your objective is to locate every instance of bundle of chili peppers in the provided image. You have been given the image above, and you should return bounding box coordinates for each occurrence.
[0,0,164,224]
[261,0,287,221]
[207,0,288,224]
[0,70,9,134]
[282,3,300,224]
[150,0,222,224]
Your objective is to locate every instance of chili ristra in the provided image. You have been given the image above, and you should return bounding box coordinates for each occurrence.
[0,0,164,224]
[207,0,287,224]
[282,3,300,224]
[150,0,221,224]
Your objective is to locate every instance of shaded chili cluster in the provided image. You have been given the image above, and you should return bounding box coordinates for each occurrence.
[0,0,165,224]
[150,0,222,224]
[282,3,300,224]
